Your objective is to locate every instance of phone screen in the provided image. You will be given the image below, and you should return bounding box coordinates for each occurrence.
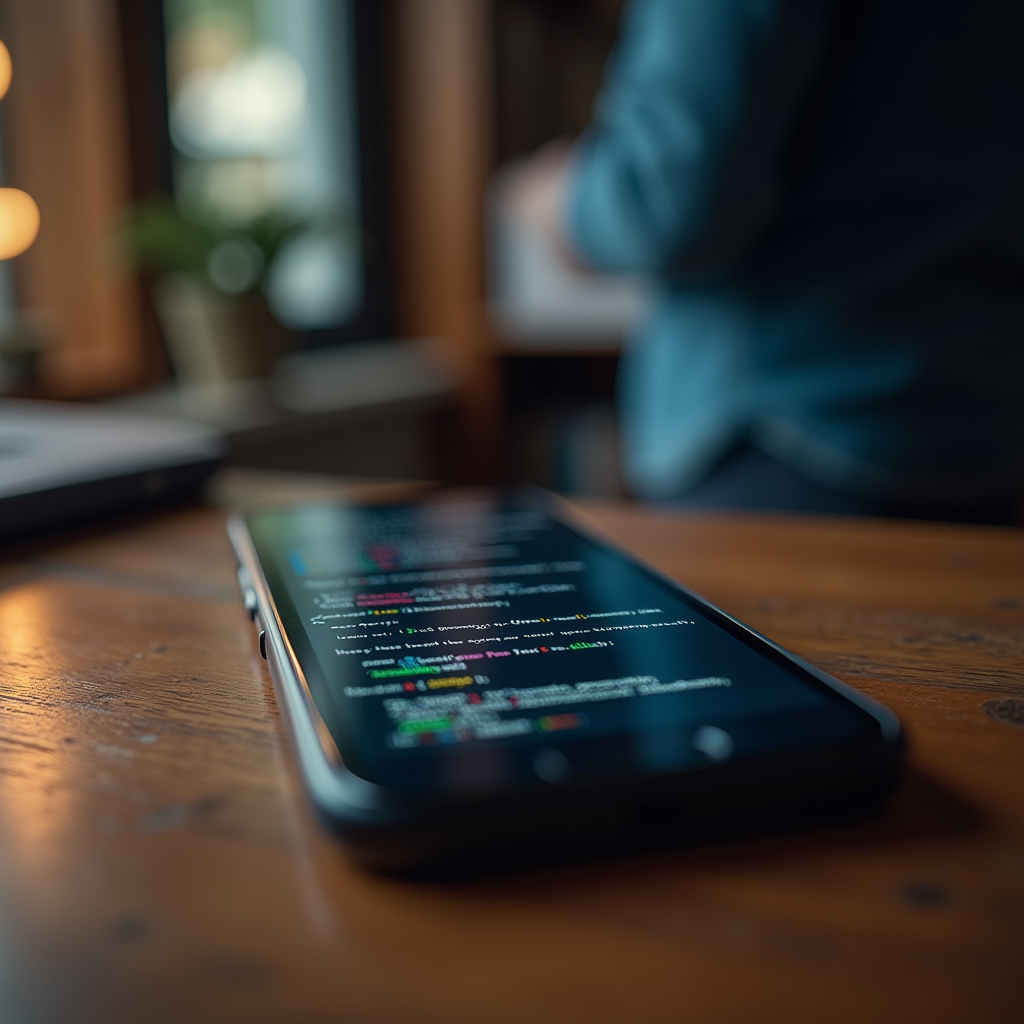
[246,495,879,793]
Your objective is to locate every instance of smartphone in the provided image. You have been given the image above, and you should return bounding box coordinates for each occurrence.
[228,489,903,871]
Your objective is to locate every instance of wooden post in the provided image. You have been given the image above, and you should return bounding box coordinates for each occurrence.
[0,0,144,397]
[389,0,500,480]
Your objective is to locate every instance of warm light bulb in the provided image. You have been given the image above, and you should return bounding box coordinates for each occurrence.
[0,188,40,259]
[0,40,10,101]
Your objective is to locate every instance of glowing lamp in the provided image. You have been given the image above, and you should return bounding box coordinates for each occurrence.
[0,39,39,259]
[0,40,10,101]
[0,188,40,259]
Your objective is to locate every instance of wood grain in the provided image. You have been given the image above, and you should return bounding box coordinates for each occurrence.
[0,474,1021,1023]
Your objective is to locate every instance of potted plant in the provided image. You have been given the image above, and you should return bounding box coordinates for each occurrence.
[118,198,314,386]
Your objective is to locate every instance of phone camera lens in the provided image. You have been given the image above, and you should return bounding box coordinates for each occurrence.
[532,747,571,784]
[692,725,733,761]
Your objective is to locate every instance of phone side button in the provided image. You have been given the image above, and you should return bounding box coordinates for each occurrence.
[237,566,259,620]
[258,629,268,660]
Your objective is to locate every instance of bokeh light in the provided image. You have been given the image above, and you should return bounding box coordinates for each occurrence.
[0,39,11,101]
[0,188,41,260]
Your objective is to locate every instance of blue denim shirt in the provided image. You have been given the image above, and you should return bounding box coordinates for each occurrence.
[566,0,1024,504]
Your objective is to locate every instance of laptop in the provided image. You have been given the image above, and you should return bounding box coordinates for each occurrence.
[0,399,225,542]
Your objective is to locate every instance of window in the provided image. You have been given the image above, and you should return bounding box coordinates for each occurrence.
[161,0,390,341]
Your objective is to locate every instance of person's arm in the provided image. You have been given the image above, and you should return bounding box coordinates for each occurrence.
[565,0,826,276]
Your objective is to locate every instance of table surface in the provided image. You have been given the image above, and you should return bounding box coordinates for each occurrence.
[1,471,1022,1023]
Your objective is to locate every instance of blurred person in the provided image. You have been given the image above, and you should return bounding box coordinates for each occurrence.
[512,0,1024,524]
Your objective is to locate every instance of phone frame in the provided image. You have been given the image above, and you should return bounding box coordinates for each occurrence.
[227,488,904,871]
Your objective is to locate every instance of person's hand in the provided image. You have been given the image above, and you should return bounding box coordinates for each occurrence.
[503,138,592,274]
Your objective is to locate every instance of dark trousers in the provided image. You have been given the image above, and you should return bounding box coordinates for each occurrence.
[671,447,1022,527]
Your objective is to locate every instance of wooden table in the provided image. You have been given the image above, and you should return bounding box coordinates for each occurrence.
[1,471,1022,1023]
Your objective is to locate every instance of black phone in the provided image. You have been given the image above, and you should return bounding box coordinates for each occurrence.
[228,489,903,871]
